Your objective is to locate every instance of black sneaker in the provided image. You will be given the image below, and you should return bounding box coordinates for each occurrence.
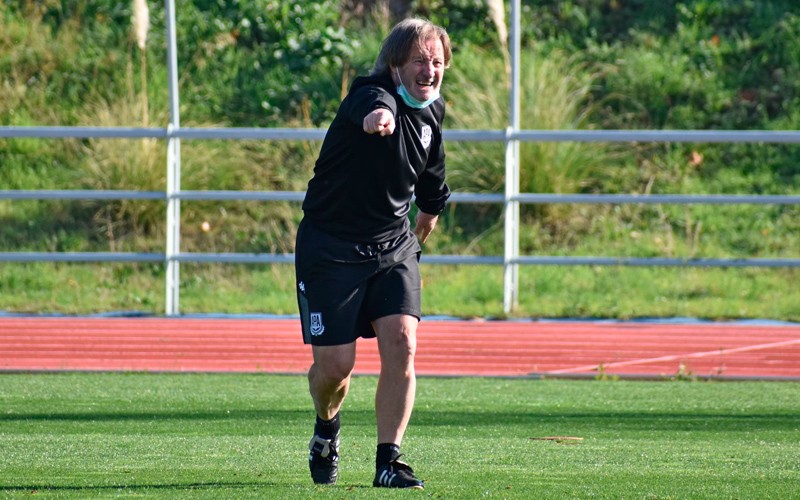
[373,456,424,489]
[308,434,339,485]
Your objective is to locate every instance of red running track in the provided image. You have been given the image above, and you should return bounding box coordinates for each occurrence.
[1,317,799,380]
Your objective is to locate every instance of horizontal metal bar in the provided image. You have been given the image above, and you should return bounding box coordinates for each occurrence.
[0,252,164,263]
[443,129,507,142]
[421,255,505,265]
[512,193,800,205]
[449,192,505,203]
[513,129,800,143]
[0,126,326,141]
[513,256,800,267]
[174,252,295,264]
[2,252,797,268]
[0,190,304,202]
[174,127,327,141]
[4,126,800,144]
[4,190,797,205]
[0,126,166,139]
[0,190,165,200]
[174,191,305,202]
[177,191,507,203]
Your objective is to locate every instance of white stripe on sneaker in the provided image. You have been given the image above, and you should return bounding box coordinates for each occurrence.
[378,470,397,487]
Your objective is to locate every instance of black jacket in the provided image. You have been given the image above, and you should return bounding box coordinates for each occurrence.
[302,73,451,243]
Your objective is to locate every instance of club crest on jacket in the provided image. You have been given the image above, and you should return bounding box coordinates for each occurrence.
[420,125,432,149]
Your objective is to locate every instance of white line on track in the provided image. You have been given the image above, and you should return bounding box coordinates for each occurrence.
[547,338,800,374]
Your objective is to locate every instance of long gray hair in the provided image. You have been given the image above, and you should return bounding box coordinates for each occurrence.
[371,18,452,76]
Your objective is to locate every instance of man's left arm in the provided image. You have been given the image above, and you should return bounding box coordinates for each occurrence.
[413,210,439,243]
[414,106,450,242]
[414,146,447,244]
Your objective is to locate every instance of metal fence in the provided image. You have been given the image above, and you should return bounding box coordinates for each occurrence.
[2,0,799,315]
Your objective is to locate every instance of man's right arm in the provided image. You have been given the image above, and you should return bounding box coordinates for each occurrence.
[346,85,398,135]
[363,108,395,136]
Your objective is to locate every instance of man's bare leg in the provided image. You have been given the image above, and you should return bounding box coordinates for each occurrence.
[373,314,418,446]
[371,314,424,489]
[307,342,357,485]
[308,342,357,419]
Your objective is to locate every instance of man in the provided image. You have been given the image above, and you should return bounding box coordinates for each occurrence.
[295,18,451,489]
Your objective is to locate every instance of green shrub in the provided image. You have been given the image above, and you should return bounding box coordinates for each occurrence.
[176,0,362,126]
[445,44,617,246]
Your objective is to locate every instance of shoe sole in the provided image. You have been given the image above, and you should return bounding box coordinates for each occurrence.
[373,484,424,490]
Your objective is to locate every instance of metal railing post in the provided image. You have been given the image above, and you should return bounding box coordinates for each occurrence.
[503,0,522,314]
[165,0,181,316]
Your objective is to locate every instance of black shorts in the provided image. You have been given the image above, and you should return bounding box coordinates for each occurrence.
[295,219,422,346]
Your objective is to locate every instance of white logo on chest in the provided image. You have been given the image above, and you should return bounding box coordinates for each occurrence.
[420,125,432,150]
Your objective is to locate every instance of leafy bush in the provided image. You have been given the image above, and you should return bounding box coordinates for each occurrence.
[1,1,135,120]
[586,1,800,129]
[416,0,498,47]
[176,0,363,126]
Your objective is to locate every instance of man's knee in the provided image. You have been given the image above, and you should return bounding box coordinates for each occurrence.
[311,344,356,383]
[313,359,354,383]
[374,315,418,361]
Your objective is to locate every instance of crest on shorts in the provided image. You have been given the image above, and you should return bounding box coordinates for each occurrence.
[310,312,325,336]
[420,125,432,149]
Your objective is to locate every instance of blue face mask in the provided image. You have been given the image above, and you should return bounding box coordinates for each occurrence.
[395,68,439,109]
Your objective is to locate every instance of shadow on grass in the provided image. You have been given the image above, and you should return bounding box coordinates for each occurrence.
[413,410,800,432]
[0,409,306,423]
[0,481,276,493]
[1,408,797,432]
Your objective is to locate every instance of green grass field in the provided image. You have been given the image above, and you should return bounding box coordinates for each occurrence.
[1,373,798,498]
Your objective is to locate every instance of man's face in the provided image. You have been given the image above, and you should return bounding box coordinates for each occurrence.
[393,37,445,103]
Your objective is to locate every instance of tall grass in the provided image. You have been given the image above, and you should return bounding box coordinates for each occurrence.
[518,53,606,196]
[0,9,69,125]
[444,45,619,249]
[78,104,166,244]
[447,46,611,194]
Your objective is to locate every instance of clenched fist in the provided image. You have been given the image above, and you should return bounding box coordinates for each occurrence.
[363,108,396,136]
